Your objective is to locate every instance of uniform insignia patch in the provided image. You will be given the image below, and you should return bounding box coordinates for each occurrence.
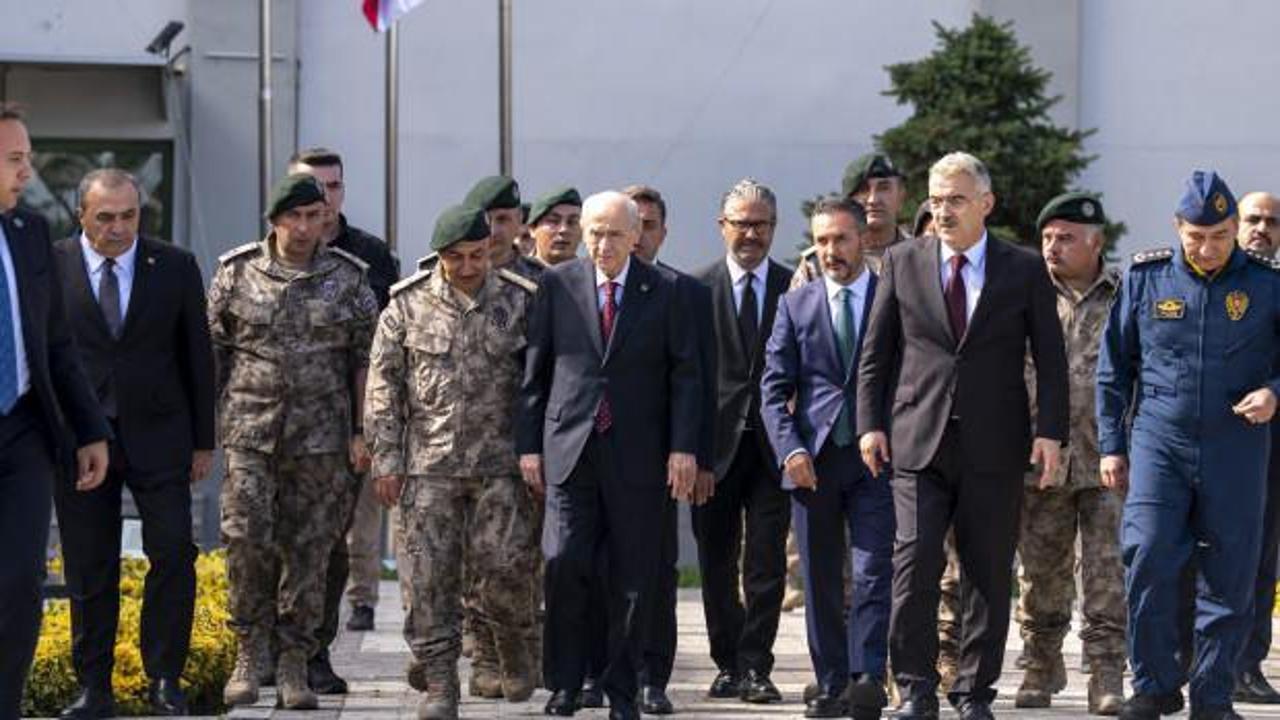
[1226,290,1249,321]
[491,306,509,330]
[1082,201,1095,218]
[1154,298,1185,320]
[321,277,339,300]
[1213,193,1228,215]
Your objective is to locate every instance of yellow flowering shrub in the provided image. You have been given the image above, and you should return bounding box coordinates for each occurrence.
[22,552,235,717]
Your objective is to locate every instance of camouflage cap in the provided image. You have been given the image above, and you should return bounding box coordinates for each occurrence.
[1037,191,1107,233]
[841,153,903,198]
[267,173,326,221]
[527,186,582,226]
[464,175,521,211]
[431,203,490,252]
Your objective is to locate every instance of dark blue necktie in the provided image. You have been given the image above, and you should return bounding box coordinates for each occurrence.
[832,288,856,446]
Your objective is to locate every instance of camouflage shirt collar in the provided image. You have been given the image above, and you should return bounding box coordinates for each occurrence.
[256,233,340,281]
[426,266,491,312]
[1051,263,1120,303]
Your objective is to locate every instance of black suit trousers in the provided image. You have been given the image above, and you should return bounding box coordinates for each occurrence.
[542,433,666,707]
[889,423,1022,704]
[639,496,679,688]
[0,398,55,719]
[691,433,789,675]
[53,435,196,686]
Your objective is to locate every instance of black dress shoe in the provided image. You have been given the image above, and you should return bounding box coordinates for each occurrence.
[1234,668,1280,704]
[608,699,641,720]
[804,690,848,718]
[1190,708,1243,720]
[953,697,994,720]
[1120,691,1185,720]
[707,668,741,698]
[308,650,349,694]
[739,669,782,704]
[578,676,605,708]
[639,685,674,715]
[892,694,939,720]
[545,689,579,716]
[848,675,889,719]
[147,678,187,716]
[59,687,115,719]
[346,604,375,631]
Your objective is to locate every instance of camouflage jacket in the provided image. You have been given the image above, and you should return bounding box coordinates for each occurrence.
[208,237,378,455]
[365,267,535,478]
[1025,265,1121,490]
[790,226,913,290]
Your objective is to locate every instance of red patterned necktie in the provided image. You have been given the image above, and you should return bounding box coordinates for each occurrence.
[945,253,968,341]
[594,281,618,432]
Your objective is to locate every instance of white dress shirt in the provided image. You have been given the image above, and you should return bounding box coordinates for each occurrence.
[938,231,987,321]
[595,256,631,311]
[725,255,768,327]
[0,220,30,400]
[823,266,870,344]
[80,234,138,315]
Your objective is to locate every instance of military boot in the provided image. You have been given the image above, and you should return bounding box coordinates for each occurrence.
[417,668,461,720]
[496,631,535,702]
[468,627,503,698]
[1015,654,1067,708]
[1088,658,1125,716]
[223,633,262,706]
[936,644,959,695]
[276,651,319,710]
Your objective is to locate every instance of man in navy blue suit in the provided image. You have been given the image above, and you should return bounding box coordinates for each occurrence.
[762,196,893,719]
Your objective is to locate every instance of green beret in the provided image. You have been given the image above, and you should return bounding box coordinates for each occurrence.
[464,175,521,211]
[267,173,326,221]
[521,202,531,224]
[1036,191,1107,233]
[528,186,581,227]
[431,203,490,252]
[841,153,903,197]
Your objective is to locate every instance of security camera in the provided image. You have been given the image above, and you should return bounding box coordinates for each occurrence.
[146,21,185,57]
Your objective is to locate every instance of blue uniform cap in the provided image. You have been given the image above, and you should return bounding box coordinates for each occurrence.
[1176,170,1237,226]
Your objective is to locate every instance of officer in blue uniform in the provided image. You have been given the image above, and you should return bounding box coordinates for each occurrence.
[1097,170,1280,720]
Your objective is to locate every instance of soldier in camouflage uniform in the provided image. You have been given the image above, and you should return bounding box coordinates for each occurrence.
[1014,193,1125,715]
[366,204,539,720]
[210,174,377,710]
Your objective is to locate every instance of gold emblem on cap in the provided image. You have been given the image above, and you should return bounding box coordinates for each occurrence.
[1154,298,1185,320]
[1214,193,1228,214]
[1226,290,1249,321]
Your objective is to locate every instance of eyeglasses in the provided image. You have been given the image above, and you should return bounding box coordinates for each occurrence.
[927,194,977,211]
[721,218,774,233]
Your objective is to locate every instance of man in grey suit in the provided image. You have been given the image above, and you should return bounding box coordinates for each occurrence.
[517,191,702,720]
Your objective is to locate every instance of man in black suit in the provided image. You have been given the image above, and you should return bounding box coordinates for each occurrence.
[856,152,1069,720]
[0,105,110,719]
[50,169,215,717]
[517,190,701,720]
[692,178,793,704]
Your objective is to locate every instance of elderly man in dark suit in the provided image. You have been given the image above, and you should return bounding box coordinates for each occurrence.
[857,152,1069,720]
[0,105,110,719]
[763,197,893,720]
[51,168,215,717]
[692,178,794,705]
[517,190,701,720]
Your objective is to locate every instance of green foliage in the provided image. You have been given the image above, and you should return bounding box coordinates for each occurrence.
[876,14,1124,249]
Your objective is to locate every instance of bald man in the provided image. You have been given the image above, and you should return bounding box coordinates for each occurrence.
[1233,190,1280,704]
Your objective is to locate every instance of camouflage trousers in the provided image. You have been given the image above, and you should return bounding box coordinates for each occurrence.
[1016,486,1126,669]
[221,450,351,657]
[398,475,538,673]
[938,531,961,656]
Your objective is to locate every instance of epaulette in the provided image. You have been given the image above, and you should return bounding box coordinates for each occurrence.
[1245,250,1280,271]
[1131,248,1174,265]
[498,267,538,293]
[328,245,370,272]
[390,269,431,297]
[218,242,261,265]
[417,253,439,271]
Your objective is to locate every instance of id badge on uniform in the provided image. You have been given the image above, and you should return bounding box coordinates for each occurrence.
[1153,298,1185,320]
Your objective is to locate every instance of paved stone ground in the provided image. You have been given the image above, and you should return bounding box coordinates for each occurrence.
[204,582,1280,719]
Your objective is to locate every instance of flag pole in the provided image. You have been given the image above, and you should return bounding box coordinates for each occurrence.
[498,0,513,175]
[385,21,400,252]
[258,0,272,230]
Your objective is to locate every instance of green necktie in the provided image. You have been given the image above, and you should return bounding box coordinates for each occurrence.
[832,288,855,446]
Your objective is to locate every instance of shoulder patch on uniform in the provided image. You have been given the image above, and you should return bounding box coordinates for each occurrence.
[1245,250,1280,271]
[417,253,439,271]
[498,267,538,293]
[1131,247,1174,265]
[218,242,261,264]
[390,269,431,297]
[328,245,370,271]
